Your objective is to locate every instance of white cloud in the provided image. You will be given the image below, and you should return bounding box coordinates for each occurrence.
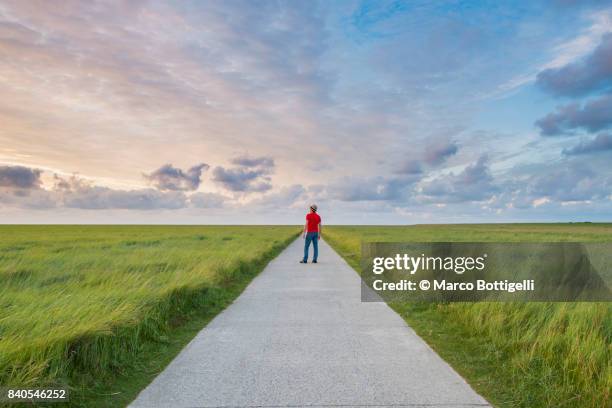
[496,8,612,95]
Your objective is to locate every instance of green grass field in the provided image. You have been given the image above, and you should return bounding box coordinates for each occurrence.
[1,224,610,407]
[0,225,298,406]
[324,224,612,408]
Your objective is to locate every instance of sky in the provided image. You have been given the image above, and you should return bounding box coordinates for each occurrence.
[0,0,611,224]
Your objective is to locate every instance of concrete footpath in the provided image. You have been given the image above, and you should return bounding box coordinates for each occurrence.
[130,238,490,408]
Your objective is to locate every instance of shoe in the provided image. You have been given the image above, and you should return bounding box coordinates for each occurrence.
[300,260,307,263]
[312,260,317,263]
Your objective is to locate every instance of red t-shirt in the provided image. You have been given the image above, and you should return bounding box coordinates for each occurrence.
[306,212,321,233]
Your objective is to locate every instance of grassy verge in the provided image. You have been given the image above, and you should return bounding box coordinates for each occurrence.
[0,225,299,407]
[325,224,611,408]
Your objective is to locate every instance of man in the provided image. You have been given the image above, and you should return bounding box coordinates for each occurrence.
[300,204,321,264]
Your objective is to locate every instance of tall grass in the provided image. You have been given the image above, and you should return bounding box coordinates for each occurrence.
[0,225,298,403]
[325,224,611,408]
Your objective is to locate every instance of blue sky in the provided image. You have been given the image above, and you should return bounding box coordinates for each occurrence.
[0,0,610,224]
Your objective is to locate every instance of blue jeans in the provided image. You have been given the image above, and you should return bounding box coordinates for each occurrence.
[303,232,319,262]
